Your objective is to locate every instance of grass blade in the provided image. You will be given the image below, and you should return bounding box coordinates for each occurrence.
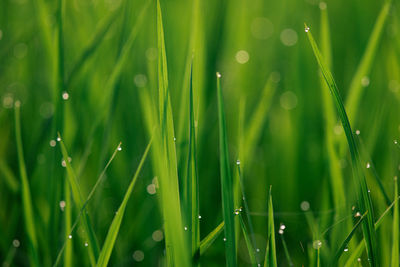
[14,101,39,267]
[199,221,225,256]
[96,140,152,267]
[264,186,277,267]
[391,177,399,267]
[216,72,237,267]
[239,214,257,267]
[345,1,392,123]
[305,25,378,266]
[330,211,367,266]
[58,133,100,266]
[0,159,19,194]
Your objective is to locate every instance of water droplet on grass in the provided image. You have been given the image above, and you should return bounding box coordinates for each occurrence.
[236,160,240,165]
[366,162,370,169]
[304,26,310,32]
[12,239,20,248]
[216,72,222,78]
[355,129,360,135]
[57,137,61,141]
[132,250,144,262]
[62,91,69,100]
[312,240,322,249]
[344,248,349,252]
[68,235,72,239]
[50,140,56,147]
[361,76,370,87]
[300,201,310,211]
[84,242,88,247]
[117,146,122,151]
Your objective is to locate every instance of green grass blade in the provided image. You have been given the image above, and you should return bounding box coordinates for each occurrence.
[96,139,151,267]
[217,72,237,267]
[239,214,257,267]
[65,9,121,89]
[330,211,367,266]
[0,159,19,194]
[58,133,100,266]
[391,177,399,267]
[280,233,293,266]
[305,25,378,266]
[52,142,122,267]
[14,101,39,267]
[199,221,225,256]
[64,178,72,267]
[345,1,392,123]
[264,186,277,267]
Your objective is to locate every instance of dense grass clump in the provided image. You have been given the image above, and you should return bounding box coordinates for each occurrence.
[0,0,399,266]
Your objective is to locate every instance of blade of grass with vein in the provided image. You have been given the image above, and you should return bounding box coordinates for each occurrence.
[65,8,121,90]
[155,1,190,265]
[319,3,346,213]
[239,214,257,267]
[330,211,367,266]
[391,177,399,267]
[52,142,121,267]
[185,64,200,259]
[345,1,392,124]
[96,140,151,267]
[217,72,237,267]
[14,101,39,267]
[199,221,225,256]
[264,186,277,267]
[305,25,378,266]
[343,196,400,266]
[58,133,99,266]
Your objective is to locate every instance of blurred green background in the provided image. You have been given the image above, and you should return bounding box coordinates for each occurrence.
[0,0,399,266]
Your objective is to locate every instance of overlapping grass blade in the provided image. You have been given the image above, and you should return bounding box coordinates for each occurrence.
[330,211,367,266]
[14,101,39,267]
[96,140,151,267]
[345,1,392,123]
[391,177,399,267]
[216,72,237,267]
[239,214,257,267]
[58,133,100,266]
[305,25,378,266]
[264,186,277,267]
[198,221,225,256]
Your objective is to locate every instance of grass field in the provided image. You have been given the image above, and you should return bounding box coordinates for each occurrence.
[1,0,400,266]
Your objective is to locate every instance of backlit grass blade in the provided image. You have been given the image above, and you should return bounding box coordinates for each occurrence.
[155,1,190,266]
[343,196,400,266]
[345,1,392,123]
[305,25,378,266]
[199,221,224,256]
[264,186,277,267]
[58,133,100,266]
[65,9,121,89]
[217,72,237,267]
[391,177,399,267]
[239,214,257,267]
[185,63,200,258]
[96,140,151,267]
[14,101,39,267]
[330,212,367,266]
[52,142,122,267]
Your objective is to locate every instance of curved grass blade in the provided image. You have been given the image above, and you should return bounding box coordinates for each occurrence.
[239,214,257,267]
[264,186,277,267]
[391,177,399,267]
[345,1,392,123]
[14,101,39,267]
[330,211,367,266]
[199,221,224,256]
[58,133,100,266]
[305,25,378,266]
[96,140,151,267]
[52,142,122,267]
[217,72,237,267]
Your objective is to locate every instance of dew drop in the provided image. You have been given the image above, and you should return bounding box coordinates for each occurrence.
[59,200,66,211]
[216,72,222,78]
[12,239,20,248]
[319,2,327,10]
[395,140,398,145]
[146,184,156,195]
[50,140,56,147]
[304,26,310,33]
[280,224,286,230]
[68,235,72,239]
[61,160,67,167]
[62,91,69,100]
[366,162,370,169]
[278,229,284,235]
[117,146,122,151]
[256,248,260,252]
[344,248,349,252]
[198,215,202,219]
[57,137,61,141]
[312,240,322,249]
[361,76,370,87]
[300,201,310,211]
[223,237,227,242]
[236,160,241,165]
[355,129,360,135]
[84,242,88,247]
[132,250,144,262]
[354,212,361,217]
[152,230,164,242]
[184,226,188,231]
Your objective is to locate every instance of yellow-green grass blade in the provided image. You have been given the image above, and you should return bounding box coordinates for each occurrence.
[217,72,237,267]
[264,186,277,267]
[58,133,100,266]
[65,8,121,90]
[391,177,399,267]
[96,140,151,267]
[155,1,190,266]
[344,196,400,266]
[330,212,367,266]
[185,64,200,259]
[239,214,257,267]
[64,178,72,267]
[52,142,121,267]
[14,101,40,267]
[319,2,346,213]
[199,221,225,256]
[345,1,392,124]
[0,159,19,194]
[305,25,378,266]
